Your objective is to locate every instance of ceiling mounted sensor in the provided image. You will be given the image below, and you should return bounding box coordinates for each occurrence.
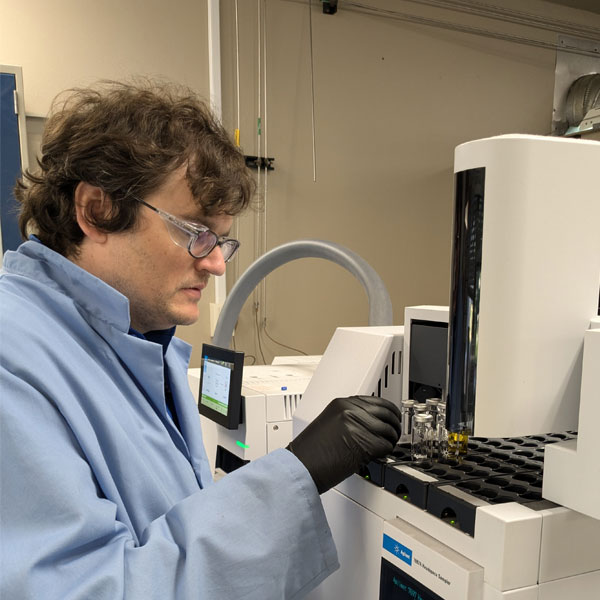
[322,0,338,15]
[563,73,600,137]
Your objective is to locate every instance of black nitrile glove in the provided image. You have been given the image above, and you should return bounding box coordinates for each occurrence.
[286,395,401,494]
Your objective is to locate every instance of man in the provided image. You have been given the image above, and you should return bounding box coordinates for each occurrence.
[0,80,401,599]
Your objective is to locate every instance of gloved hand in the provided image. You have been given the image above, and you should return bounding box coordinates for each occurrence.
[287,395,401,494]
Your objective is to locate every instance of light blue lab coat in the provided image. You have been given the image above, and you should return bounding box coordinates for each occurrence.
[0,240,338,599]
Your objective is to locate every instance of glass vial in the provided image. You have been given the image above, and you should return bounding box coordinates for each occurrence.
[413,402,429,418]
[400,399,415,443]
[425,398,440,428]
[436,402,448,461]
[411,413,434,462]
[447,431,469,460]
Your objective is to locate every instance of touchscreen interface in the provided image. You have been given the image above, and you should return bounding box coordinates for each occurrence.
[198,344,244,430]
[200,356,233,416]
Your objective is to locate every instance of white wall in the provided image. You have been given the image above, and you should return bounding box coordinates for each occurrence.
[0,0,210,116]
[219,0,600,364]
[0,0,217,362]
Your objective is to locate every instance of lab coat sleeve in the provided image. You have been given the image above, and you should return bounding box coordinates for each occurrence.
[0,370,339,600]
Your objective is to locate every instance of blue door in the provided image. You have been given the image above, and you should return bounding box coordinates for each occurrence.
[1,72,24,253]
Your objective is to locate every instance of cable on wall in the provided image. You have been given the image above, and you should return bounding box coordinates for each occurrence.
[253,0,264,360]
[232,0,242,288]
[247,0,274,363]
[255,0,262,270]
[262,0,269,323]
[234,0,241,148]
[308,0,318,182]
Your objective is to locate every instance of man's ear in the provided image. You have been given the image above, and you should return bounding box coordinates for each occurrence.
[74,182,110,243]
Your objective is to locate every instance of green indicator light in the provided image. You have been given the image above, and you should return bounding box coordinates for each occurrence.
[403,495,408,500]
[450,520,456,525]
[236,440,250,449]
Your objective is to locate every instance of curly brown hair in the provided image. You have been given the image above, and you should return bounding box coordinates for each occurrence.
[16,79,255,257]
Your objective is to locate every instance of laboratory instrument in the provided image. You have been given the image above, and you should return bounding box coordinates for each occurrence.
[295,135,600,599]
[192,134,600,598]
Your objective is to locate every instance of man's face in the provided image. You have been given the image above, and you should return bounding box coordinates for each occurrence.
[101,167,234,333]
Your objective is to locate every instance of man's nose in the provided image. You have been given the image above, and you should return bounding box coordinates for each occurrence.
[195,245,226,276]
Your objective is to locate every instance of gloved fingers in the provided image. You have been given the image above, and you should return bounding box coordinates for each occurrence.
[344,396,401,437]
[366,436,397,459]
[345,410,401,446]
[287,395,401,495]
[346,396,401,427]
[341,423,397,465]
[354,395,401,419]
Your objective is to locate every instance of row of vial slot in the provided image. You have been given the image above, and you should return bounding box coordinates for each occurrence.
[400,398,448,462]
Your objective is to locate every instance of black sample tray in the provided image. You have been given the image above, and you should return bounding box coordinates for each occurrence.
[426,470,555,536]
[360,432,576,535]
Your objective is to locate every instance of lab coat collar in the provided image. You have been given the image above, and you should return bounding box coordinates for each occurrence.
[4,239,131,334]
[3,241,194,424]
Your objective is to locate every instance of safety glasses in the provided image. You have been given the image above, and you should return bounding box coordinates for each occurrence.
[133,197,240,262]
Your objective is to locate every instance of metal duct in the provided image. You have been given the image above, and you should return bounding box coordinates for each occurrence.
[565,73,600,127]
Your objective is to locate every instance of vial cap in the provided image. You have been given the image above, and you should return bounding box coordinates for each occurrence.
[425,398,440,408]
[414,413,433,423]
[401,399,415,408]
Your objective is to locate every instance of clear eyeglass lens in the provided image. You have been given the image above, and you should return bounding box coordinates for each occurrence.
[163,218,238,262]
[190,230,217,258]
[163,220,192,251]
[220,240,239,262]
